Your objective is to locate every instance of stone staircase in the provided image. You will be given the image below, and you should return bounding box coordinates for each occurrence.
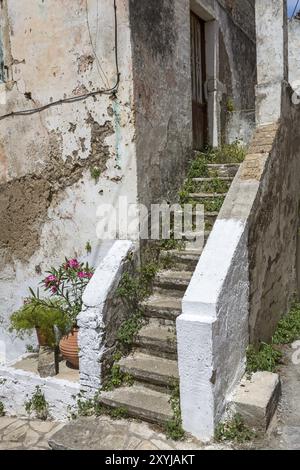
[98,162,240,427]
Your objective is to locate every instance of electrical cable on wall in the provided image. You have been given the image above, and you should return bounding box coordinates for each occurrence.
[0,0,120,122]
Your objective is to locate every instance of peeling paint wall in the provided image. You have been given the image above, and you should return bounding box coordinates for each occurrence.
[0,0,257,362]
[0,0,137,361]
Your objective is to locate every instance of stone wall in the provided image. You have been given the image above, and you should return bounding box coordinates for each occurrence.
[248,84,300,343]
[0,0,137,361]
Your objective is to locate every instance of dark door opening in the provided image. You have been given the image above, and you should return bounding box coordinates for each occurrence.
[190,11,207,150]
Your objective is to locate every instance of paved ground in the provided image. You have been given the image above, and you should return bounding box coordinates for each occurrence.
[0,417,64,450]
[0,414,230,451]
[1,344,299,450]
[258,344,300,450]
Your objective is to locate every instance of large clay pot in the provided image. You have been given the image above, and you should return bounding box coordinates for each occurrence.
[36,327,48,347]
[59,328,79,369]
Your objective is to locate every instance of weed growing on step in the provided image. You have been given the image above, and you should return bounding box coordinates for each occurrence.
[109,407,128,419]
[195,178,230,194]
[246,344,282,375]
[25,386,49,420]
[179,142,244,209]
[160,252,176,269]
[102,260,160,391]
[187,155,209,179]
[165,380,185,441]
[73,397,95,418]
[117,312,144,350]
[272,302,300,345]
[246,302,300,375]
[159,238,185,252]
[103,360,134,392]
[70,393,128,421]
[202,140,246,164]
[0,401,5,417]
[215,414,256,444]
[117,262,159,312]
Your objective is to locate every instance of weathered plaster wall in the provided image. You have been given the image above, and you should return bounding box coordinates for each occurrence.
[0,0,138,361]
[249,84,300,343]
[129,0,193,208]
[217,0,256,143]
[289,18,300,86]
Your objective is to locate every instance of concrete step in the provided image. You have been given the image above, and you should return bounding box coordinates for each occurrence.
[134,322,177,359]
[205,212,219,229]
[207,163,240,178]
[231,372,281,431]
[98,385,173,425]
[118,352,178,388]
[160,249,201,271]
[154,270,192,292]
[142,293,182,321]
[180,230,210,243]
[189,192,227,200]
[192,176,233,183]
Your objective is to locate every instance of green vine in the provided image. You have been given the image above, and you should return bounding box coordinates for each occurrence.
[103,353,134,392]
[0,402,5,417]
[25,386,49,421]
[70,392,128,421]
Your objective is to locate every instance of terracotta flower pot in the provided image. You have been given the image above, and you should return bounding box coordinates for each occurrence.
[59,328,79,369]
[36,327,48,347]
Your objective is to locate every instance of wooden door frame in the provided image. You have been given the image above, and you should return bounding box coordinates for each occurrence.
[191,11,207,150]
[190,2,219,147]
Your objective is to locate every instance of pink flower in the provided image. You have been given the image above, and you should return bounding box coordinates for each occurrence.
[66,259,79,269]
[51,286,58,294]
[77,271,93,279]
[44,274,58,287]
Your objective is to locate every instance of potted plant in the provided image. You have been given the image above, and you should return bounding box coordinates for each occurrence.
[42,258,94,369]
[10,293,69,348]
[10,258,94,370]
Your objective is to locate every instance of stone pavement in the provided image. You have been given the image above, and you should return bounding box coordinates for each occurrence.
[0,414,230,451]
[0,417,64,450]
[256,344,300,450]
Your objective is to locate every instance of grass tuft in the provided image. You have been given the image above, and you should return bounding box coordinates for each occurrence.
[215,414,256,444]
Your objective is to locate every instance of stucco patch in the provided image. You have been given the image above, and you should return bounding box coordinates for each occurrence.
[0,175,51,261]
[0,120,113,262]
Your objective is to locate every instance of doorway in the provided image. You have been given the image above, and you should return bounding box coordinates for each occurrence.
[190,11,208,150]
